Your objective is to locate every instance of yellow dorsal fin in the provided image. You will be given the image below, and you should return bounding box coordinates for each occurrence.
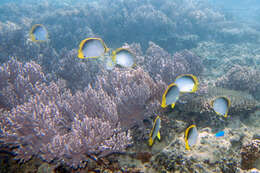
[157,131,161,140]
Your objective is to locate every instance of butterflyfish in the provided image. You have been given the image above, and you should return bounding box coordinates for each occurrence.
[211,96,230,118]
[112,48,135,68]
[78,38,109,59]
[29,24,48,42]
[174,74,199,93]
[161,83,180,109]
[184,124,198,150]
[148,116,161,146]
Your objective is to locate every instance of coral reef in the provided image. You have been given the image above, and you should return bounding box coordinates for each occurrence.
[0,59,153,168]
[0,80,132,168]
[241,140,260,170]
[191,41,260,79]
[142,42,203,84]
[0,0,237,54]
[95,66,166,130]
[215,65,260,98]
[215,22,260,44]
[1,0,260,172]
[124,4,175,45]
[151,126,244,172]
[112,111,257,172]
[177,87,260,129]
[0,60,167,169]
[54,49,104,92]
[0,58,45,110]
[0,21,59,70]
[178,87,259,115]
[173,48,203,76]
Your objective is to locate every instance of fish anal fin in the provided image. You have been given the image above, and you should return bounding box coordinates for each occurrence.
[148,137,153,146]
[157,131,161,140]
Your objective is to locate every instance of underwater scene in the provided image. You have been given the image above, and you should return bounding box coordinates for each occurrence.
[1,0,260,172]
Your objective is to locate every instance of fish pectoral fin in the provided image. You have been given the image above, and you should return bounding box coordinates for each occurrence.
[148,137,153,146]
[171,103,176,109]
[157,131,161,140]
